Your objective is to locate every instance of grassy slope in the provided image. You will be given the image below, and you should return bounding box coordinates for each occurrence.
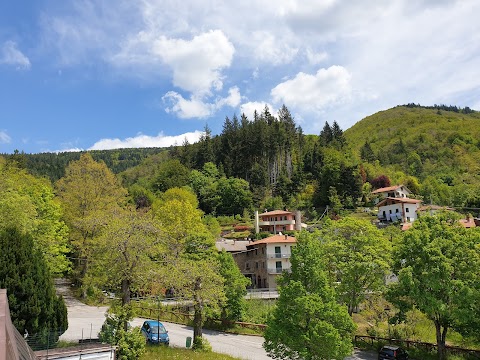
[142,345,241,360]
[344,106,480,180]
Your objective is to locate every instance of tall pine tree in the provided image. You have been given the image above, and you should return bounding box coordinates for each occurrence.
[0,227,68,348]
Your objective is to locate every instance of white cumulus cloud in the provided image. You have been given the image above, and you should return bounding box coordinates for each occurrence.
[215,87,241,108]
[163,86,241,119]
[251,31,298,65]
[89,131,204,150]
[163,92,214,119]
[240,101,276,120]
[153,30,235,95]
[0,41,31,70]
[271,65,352,111]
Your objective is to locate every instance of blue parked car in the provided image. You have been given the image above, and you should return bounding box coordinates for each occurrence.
[141,320,169,345]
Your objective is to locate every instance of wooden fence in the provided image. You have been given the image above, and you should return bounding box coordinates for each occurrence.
[133,304,266,332]
[355,335,480,359]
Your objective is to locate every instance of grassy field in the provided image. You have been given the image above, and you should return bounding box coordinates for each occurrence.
[141,345,241,360]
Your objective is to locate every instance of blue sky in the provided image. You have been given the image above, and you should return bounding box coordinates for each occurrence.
[1,1,479,154]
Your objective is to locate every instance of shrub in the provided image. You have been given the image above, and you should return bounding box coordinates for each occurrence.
[192,336,212,352]
[116,328,146,360]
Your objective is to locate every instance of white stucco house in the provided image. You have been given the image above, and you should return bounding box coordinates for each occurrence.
[371,185,412,204]
[376,197,422,223]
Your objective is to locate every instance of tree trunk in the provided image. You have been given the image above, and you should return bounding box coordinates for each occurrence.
[80,257,88,299]
[121,278,131,331]
[435,320,448,360]
[193,277,203,342]
[121,278,131,306]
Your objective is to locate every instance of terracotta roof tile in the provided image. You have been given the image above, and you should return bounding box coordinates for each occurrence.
[371,185,403,194]
[247,234,296,246]
[259,210,295,217]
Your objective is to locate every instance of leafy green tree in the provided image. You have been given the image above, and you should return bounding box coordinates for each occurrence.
[89,209,161,306]
[319,218,391,315]
[151,159,190,193]
[420,176,452,206]
[264,231,355,360]
[402,175,420,194]
[153,191,208,257]
[99,304,145,360]
[0,227,68,346]
[216,177,253,215]
[217,250,249,324]
[0,162,70,275]
[128,184,155,210]
[56,153,128,296]
[387,213,480,360]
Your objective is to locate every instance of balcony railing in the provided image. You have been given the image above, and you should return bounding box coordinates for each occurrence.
[258,219,296,226]
[268,268,286,274]
[269,268,283,274]
[267,253,291,259]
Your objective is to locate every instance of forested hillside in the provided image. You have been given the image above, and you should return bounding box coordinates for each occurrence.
[6,104,480,215]
[2,147,168,182]
[120,105,361,217]
[347,104,480,208]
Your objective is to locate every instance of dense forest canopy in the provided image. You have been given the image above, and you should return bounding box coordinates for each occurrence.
[4,104,480,215]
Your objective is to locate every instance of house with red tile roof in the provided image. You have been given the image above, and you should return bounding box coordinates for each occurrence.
[232,234,296,289]
[376,197,422,223]
[371,184,412,204]
[254,210,306,234]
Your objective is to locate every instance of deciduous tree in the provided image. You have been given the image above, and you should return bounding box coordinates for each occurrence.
[217,250,249,324]
[0,162,70,274]
[264,231,355,360]
[55,153,128,295]
[319,218,391,315]
[387,213,480,360]
[89,209,162,306]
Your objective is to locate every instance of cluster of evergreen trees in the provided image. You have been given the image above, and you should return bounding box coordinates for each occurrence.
[2,147,167,182]
[402,103,475,114]
[170,105,362,213]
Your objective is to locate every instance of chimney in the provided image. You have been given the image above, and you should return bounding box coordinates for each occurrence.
[285,234,287,240]
[295,210,302,231]
[254,210,260,234]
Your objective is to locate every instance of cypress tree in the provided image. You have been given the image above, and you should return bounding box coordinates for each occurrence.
[0,227,68,347]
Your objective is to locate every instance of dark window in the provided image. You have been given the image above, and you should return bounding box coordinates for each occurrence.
[396,208,399,213]
[406,207,410,213]
[275,246,281,258]
[389,210,392,214]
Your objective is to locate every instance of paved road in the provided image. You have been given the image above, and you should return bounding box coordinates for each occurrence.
[56,279,377,360]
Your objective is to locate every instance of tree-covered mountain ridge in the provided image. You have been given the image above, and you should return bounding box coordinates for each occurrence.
[346,104,480,180]
[6,104,480,211]
[343,105,480,208]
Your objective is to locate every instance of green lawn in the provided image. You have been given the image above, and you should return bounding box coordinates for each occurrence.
[141,345,241,360]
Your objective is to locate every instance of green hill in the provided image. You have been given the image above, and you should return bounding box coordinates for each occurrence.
[345,105,480,208]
